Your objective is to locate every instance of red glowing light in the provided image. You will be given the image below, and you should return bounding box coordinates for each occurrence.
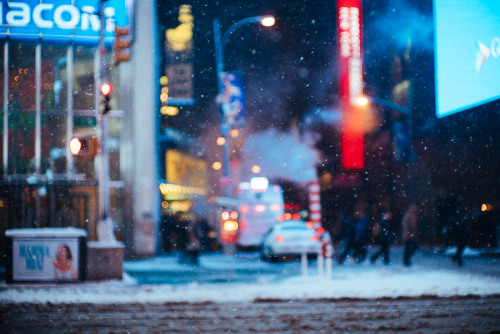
[338,0,365,170]
[100,82,113,96]
[275,235,285,243]
[341,130,365,169]
[306,222,314,228]
[317,227,325,234]
[240,205,249,213]
[311,235,320,242]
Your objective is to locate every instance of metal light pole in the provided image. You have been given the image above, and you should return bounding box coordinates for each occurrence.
[213,16,274,198]
[96,0,115,241]
[357,96,415,205]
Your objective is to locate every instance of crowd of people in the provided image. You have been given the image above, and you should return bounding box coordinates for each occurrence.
[159,194,486,268]
[332,195,474,267]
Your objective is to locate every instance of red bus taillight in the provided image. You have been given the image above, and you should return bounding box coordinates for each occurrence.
[275,235,285,243]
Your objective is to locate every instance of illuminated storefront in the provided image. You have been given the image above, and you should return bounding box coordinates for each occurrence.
[0,1,130,259]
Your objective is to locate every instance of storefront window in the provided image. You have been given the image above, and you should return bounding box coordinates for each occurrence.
[74,46,96,111]
[41,44,68,174]
[8,42,36,174]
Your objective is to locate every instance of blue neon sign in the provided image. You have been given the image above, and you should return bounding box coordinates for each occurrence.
[0,0,129,45]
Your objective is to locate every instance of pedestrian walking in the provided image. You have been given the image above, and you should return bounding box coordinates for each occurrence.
[337,216,355,264]
[352,214,370,263]
[185,220,201,265]
[370,211,393,265]
[446,195,469,267]
[402,204,419,267]
[338,201,370,264]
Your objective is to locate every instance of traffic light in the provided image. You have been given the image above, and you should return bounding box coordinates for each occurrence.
[113,26,131,66]
[219,209,239,244]
[99,82,113,115]
[69,136,98,158]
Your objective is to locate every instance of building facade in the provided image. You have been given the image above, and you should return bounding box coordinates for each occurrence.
[0,0,162,260]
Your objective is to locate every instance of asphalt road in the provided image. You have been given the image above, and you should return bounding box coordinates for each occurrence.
[125,247,500,285]
[1,295,499,333]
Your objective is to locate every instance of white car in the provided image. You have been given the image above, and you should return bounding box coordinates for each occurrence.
[261,220,331,261]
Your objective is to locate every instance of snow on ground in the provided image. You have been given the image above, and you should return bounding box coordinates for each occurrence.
[1,259,499,304]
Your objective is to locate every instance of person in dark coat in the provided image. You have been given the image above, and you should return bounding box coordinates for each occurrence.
[446,196,469,267]
[338,201,370,264]
[185,220,201,265]
[402,204,419,266]
[337,217,355,264]
[370,211,394,265]
[352,215,370,263]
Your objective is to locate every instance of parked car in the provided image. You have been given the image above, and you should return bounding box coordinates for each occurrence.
[261,219,331,261]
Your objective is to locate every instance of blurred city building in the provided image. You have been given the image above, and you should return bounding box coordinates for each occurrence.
[1,0,498,264]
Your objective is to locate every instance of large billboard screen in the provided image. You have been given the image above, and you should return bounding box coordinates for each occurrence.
[434,0,500,118]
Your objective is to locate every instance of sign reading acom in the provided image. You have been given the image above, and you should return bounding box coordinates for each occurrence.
[0,0,129,44]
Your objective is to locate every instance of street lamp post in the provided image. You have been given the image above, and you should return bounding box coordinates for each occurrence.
[96,0,115,241]
[357,95,415,205]
[213,16,274,198]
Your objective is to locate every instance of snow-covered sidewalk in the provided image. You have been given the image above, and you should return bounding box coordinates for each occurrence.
[1,259,499,304]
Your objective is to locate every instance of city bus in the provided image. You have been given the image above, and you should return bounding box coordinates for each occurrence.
[236,178,285,250]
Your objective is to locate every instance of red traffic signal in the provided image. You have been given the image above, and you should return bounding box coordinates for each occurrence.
[101,82,113,96]
[99,82,113,115]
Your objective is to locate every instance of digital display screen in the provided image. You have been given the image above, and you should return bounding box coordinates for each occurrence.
[434,0,500,118]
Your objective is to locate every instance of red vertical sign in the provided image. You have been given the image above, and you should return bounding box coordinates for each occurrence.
[337,0,365,169]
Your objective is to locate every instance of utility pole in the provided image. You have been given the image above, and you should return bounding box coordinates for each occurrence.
[96,0,115,241]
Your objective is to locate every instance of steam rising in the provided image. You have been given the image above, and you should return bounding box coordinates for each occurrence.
[368,1,433,52]
[241,128,321,184]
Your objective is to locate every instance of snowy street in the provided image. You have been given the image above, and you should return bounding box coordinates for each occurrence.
[1,247,499,333]
[2,295,499,333]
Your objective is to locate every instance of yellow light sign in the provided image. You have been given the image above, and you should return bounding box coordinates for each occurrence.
[166,5,194,52]
[166,150,207,188]
[161,106,179,116]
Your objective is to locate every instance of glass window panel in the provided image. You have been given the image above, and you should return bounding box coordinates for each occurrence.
[8,42,36,174]
[73,45,96,111]
[41,44,68,174]
[41,45,67,112]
